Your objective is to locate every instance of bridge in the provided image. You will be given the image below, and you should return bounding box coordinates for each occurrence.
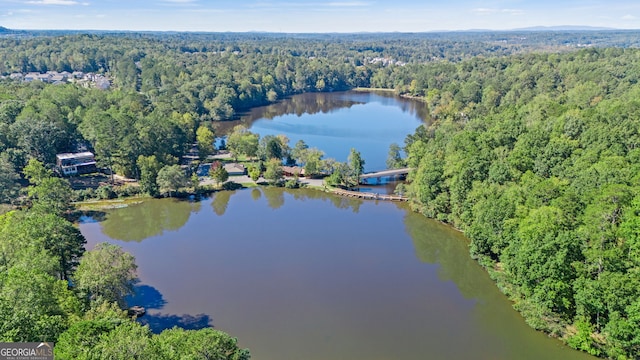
[359,167,412,180]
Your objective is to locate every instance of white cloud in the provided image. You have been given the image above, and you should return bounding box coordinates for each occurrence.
[622,14,637,20]
[26,0,81,5]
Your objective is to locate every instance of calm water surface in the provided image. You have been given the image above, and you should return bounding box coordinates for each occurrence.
[79,189,593,360]
[217,92,428,171]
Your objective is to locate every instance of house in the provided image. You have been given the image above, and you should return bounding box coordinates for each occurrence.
[56,152,97,176]
[24,73,39,82]
[223,163,246,176]
[282,166,305,177]
[37,73,52,83]
[50,74,66,83]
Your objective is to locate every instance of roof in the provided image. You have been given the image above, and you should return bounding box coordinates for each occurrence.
[282,166,305,175]
[56,151,95,160]
[223,163,246,173]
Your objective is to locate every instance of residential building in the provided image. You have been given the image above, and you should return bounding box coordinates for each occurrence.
[223,163,246,176]
[56,152,97,176]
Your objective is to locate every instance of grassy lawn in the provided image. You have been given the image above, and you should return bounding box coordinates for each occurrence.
[73,197,150,211]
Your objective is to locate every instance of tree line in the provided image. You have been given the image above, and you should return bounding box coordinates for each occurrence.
[403,48,640,358]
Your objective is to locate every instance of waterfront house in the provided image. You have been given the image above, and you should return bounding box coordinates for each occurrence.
[282,166,305,177]
[56,152,97,176]
[223,163,246,176]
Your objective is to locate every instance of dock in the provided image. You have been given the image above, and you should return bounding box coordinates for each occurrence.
[331,188,408,201]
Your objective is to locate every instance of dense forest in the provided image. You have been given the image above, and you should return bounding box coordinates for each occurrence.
[403,49,640,358]
[1,31,640,358]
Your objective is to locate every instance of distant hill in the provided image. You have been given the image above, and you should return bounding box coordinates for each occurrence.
[513,25,617,31]
[0,26,22,35]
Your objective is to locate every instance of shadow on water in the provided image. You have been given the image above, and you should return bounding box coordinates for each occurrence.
[139,313,213,334]
[75,211,107,224]
[127,284,212,334]
[126,284,167,311]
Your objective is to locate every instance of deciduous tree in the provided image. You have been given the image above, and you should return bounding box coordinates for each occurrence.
[196,125,215,160]
[74,243,138,308]
[156,164,187,197]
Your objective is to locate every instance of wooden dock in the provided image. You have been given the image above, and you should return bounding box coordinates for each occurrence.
[332,188,408,201]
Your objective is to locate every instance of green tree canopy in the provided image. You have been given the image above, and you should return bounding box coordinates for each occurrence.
[196,125,215,160]
[264,158,284,186]
[210,162,229,187]
[386,143,405,169]
[137,155,162,197]
[156,164,187,197]
[74,243,138,308]
[347,148,365,187]
[226,125,259,160]
[0,155,19,204]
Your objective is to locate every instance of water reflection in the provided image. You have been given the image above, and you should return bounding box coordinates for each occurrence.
[100,199,201,242]
[231,91,431,127]
[213,92,362,134]
[285,188,364,213]
[404,211,494,301]
[250,188,262,201]
[211,191,235,216]
[404,211,594,360]
[359,177,404,195]
[212,91,429,171]
[262,187,285,210]
[140,313,212,334]
[93,189,372,243]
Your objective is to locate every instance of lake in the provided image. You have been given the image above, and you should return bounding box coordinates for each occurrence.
[79,92,593,359]
[217,91,429,172]
[79,190,592,360]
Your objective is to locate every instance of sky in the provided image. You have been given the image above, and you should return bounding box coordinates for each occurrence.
[1,0,640,33]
